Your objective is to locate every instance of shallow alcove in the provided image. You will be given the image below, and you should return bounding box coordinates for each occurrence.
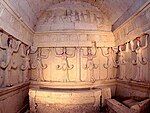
[0,0,150,113]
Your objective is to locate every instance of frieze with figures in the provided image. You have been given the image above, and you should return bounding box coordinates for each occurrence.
[0,30,149,88]
[31,33,149,83]
[0,30,31,87]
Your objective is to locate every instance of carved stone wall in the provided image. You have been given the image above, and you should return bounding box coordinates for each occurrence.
[1,0,150,112]
[113,3,150,45]
[0,0,32,109]
[34,1,111,31]
[29,44,117,113]
[30,46,117,87]
[1,0,37,29]
[0,0,33,45]
[34,31,115,47]
[0,31,31,87]
[113,3,150,98]
[0,83,29,113]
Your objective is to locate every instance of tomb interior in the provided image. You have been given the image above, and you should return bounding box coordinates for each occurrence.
[0,0,149,113]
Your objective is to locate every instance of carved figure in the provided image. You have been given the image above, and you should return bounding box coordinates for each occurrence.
[21,46,30,82]
[55,47,75,82]
[100,47,118,80]
[101,47,118,69]
[31,48,48,82]
[117,45,127,80]
[134,34,149,82]
[0,36,21,87]
[118,45,126,65]
[82,42,98,83]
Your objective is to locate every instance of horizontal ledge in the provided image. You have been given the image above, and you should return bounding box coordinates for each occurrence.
[0,82,30,97]
[30,80,117,89]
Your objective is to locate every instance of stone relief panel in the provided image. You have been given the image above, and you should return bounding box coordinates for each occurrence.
[35,1,111,31]
[30,42,118,84]
[113,4,150,84]
[0,31,30,87]
[116,34,150,83]
[0,0,33,45]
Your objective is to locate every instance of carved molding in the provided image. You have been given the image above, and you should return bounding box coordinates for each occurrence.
[34,30,115,47]
[30,79,117,89]
[0,82,29,113]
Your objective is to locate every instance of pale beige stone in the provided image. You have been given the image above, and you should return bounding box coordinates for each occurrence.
[0,0,149,113]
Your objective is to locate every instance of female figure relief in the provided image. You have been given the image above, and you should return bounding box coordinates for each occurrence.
[82,42,98,83]
[117,45,126,80]
[55,47,75,82]
[136,35,148,64]
[124,42,133,81]
[31,48,48,82]
[0,36,21,87]
[100,47,118,80]
[134,34,148,82]
[21,46,30,83]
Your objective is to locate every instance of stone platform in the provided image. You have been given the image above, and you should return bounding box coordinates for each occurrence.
[29,87,102,113]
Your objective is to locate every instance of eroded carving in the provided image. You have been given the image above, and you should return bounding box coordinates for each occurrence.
[82,42,98,82]
[118,45,127,65]
[31,48,49,82]
[55,47,75,82]
[37,9,104,27]
[100,47,118,80]
[101,47,118,69]
[135,34,148,65]
[21,45,31,82]
[117,45,128,80]
[0,35,21,87]
[133,34,149,82]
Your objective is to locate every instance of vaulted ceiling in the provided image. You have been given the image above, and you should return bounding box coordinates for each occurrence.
[5,0,136,30]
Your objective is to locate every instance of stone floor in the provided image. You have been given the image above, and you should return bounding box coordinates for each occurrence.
[24,110,106,113]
